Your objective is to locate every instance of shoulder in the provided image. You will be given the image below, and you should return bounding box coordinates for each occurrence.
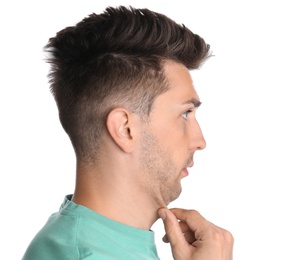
[22,211,87,259]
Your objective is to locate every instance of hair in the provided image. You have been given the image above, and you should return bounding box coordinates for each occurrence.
[44,5,211,163]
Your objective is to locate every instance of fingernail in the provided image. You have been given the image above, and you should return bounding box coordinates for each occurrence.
[158,209,166,220]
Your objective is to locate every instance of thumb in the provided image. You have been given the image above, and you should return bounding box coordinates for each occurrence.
[158,208,187,250]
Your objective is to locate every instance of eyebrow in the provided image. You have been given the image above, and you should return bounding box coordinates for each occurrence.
[182,98,202,108]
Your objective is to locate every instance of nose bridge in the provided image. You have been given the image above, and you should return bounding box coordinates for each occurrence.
[189,119,206,151]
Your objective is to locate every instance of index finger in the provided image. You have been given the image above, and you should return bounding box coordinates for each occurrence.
[170,208,208,231]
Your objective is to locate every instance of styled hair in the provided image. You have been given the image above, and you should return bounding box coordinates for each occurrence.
[44,5,211,162]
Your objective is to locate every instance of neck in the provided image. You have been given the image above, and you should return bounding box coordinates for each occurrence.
[72,161,163,230]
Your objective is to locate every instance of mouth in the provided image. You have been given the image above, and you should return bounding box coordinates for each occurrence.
[181,160,194,177]
[187,161,194,168]
[181,168,189,177]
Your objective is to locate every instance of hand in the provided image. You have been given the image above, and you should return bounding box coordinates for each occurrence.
[158,208,234,260]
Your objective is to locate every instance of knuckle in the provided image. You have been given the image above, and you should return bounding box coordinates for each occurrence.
[188,209,200,216]
[224,230,234,244]
[210,228,233,244]
[210,228,224,241]
[188,209,199,215]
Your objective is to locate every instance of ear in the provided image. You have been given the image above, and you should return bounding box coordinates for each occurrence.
[106,108,135,153]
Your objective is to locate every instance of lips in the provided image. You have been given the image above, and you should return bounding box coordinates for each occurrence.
[181,157,194,177]
[181,168,189,177]
[181,160,194,177]
[187,161,194,168]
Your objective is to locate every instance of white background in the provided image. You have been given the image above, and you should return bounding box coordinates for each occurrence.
[1,0,293,259]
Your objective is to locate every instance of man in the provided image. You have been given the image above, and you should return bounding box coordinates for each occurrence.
[23,6,233,260]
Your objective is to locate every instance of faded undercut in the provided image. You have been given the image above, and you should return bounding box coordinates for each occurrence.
[44,6,210,162]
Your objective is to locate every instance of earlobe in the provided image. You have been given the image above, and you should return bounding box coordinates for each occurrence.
[106,108,134,153]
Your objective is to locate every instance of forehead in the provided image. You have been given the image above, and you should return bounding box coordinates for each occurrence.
[160,61,199,103]
[148,61,200,118]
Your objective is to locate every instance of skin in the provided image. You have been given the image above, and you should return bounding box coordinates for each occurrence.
[158,208,234,260]
[72,60,233,258]
[137,61,206,207]
[72,60,205,230]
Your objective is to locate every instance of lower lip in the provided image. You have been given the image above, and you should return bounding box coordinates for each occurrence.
[182,168,189,177]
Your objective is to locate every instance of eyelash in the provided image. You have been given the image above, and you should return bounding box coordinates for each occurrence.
[182,109,193,120]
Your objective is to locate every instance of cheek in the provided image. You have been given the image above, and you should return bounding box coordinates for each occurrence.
[173,121,190,146]
[150,116,189,153]
[161,118,187,139]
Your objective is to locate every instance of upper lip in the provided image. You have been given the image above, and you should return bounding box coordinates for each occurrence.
[187,161,194,168]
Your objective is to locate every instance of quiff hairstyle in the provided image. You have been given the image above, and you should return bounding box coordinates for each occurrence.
[44,6,211,163]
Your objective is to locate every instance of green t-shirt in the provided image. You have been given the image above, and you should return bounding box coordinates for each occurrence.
[23,195,159,259]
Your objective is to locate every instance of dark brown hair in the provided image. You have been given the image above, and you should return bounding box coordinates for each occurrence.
[44,5,210,162]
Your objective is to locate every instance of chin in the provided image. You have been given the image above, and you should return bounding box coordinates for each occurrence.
[164,187,182,206]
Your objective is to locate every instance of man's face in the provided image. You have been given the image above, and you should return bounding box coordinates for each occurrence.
[137,61,206,206]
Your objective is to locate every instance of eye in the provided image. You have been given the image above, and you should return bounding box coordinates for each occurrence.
[182,109,192,120]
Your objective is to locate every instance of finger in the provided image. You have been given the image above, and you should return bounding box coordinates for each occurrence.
[162,234,169,243]
[170,208,207,232]
[162,218,196,244]
[178,221,196,244]
[162,230,195,244]
[178,221,190,233]
[158,208,189,250]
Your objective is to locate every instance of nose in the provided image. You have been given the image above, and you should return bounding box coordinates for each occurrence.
[189,120,206,151]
